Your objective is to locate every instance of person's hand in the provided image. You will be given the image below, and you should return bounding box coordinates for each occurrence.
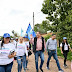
[30,34,33,39]
[8,52,16,58]
[61,51,63,54]
[45,50,47,54]
[26,56,28,60]
[8,53,14,58]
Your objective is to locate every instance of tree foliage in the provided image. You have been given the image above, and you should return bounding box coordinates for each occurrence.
[41,0,72,46]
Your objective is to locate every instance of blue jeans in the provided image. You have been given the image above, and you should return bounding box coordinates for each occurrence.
[35,51,44,70]
[24,55,28,68]
[0,62,13,72]
[17,55,26,72]
[26,59,28,68]
[47,50,61,70]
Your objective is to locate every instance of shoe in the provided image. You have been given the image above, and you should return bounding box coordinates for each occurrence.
[59,69,64,72]
[63,64,68,68]
[40,68,43,72]
[46,67,50,70]
[25,67,29,70]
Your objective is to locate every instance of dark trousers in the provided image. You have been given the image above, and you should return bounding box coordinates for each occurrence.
[63,51,68,65]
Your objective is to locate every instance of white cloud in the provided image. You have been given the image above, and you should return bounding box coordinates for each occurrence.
[0,0,46,36]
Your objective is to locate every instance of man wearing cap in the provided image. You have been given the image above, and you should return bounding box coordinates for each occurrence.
[60,37,72,68]
[46,34,63,72]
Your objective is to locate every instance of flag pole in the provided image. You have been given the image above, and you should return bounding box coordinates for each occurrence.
[33,12,34,30]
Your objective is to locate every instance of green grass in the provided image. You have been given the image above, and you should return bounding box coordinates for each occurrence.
[57,47,72,61]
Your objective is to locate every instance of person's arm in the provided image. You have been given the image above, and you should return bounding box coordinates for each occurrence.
[56,40,57,53]
[29,34,34,44]
[24,43,28,60]
[8,52,16,58]
[8,45,16,58]
[44,39,46,52]
[69,44,72,52]
[46,39,49,52]
[30,38,34,44]
[60,43,63,54]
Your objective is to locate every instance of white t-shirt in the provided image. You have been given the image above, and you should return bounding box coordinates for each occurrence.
[16,42,28,56]
[24,41,29,52]
[60,43,70,50]
[0,43,16,65]
[11,40,16,46]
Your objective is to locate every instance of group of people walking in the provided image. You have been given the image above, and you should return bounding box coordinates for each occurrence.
[0,32,72,72]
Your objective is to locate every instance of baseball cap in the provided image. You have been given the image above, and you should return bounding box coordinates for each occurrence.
[63,37,67,40]
[23,36,28,38]
[3,33,10,38]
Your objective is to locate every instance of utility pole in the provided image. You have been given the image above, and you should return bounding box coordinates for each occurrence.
[33,12,34,30]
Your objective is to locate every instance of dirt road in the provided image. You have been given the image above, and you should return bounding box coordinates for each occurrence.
[12,53,71,72]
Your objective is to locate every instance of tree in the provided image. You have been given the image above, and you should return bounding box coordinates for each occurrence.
[41,0,72,47]
[34,23,46,34]
[41,20,52,32]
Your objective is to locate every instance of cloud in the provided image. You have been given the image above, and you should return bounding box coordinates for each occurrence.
[0,0,46,36]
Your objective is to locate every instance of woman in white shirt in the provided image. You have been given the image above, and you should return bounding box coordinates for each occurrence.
[0,33,16,72]
[16,37,28,72]
[60,37,72,68]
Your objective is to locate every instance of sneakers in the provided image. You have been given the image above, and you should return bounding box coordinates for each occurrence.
[25,67,29,70]
[63,64,68,68]
[46,67,50,70]
[40,68,43,72]
[59,69,64,72]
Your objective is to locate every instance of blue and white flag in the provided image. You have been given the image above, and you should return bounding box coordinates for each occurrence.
[26,24,36,40]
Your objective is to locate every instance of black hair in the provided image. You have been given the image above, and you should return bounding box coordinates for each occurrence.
[62,39,68,45]
[1,37,10,48]
[52,34,56,36]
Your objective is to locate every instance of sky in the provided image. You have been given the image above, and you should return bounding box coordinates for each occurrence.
[0,0,46,36]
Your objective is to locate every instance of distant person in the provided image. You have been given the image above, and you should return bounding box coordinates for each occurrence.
[60,37,72,68]
[0,33,16,72]
[10,38,16,46]
[16,37,28,72]
[15,37,18,42]
[46,34,63,72]
[30,32,46,72]
[11,38,17,60]
[23,36,32,70]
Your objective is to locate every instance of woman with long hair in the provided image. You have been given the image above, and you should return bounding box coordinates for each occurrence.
[60,37,72,68]
[0,33,16,72]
